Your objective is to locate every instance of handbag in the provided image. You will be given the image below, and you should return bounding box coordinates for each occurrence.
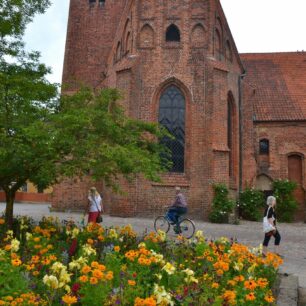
[92,196,103,223]
[263,207,275,233]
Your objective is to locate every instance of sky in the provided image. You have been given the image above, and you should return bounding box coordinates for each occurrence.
[24,0,306,84]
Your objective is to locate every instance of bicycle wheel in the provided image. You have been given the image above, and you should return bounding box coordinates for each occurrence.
[178,218,195,239]
[154,216,170,233]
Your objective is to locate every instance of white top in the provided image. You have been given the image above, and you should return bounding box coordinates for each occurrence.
[88,194,102,212]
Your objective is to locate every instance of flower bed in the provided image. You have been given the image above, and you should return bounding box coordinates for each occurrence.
[0,216,282,305]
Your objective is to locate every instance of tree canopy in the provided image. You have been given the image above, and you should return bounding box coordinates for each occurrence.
[0,0,169,227]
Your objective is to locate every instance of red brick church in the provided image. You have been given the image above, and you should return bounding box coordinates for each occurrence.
[51,0,306,221]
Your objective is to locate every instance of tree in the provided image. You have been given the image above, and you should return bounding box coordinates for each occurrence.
[0,1,168,228]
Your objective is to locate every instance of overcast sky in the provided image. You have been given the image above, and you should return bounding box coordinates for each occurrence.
[24,0,306,84]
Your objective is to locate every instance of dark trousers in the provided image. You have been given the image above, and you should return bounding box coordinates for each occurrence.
[263,229,281,247]
[167,207,187,225]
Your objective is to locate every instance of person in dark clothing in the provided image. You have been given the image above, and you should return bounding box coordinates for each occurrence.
[262,196,282,257]
[166,187,187,232]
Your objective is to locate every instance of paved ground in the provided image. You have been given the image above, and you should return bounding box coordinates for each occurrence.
[1,202,306,291]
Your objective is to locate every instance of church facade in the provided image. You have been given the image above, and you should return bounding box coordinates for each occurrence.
[52,0,306,221]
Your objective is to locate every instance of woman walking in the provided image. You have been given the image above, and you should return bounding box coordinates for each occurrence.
[87,187,103,224]
[262,196,282,257]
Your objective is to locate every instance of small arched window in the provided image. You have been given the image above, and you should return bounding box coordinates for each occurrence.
[259,139,269,154]
[99,0,105,6]
[159,86,185,172]
[166,24,180,42]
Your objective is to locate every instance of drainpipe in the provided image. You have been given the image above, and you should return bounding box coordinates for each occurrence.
[238,71,246,196]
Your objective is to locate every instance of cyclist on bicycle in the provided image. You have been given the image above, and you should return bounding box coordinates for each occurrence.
[166,187,188,233]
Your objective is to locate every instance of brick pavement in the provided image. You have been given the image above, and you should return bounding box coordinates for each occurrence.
[1,203,306,292]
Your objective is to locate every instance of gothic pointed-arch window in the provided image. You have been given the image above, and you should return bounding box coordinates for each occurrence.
[159,86,185,172]
[166,24,180,42]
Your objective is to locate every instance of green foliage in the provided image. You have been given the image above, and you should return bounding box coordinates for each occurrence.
[0,252,29,297]
[209,183,235,223]
[0,0,51,56]
[239,188,265,221]
[273,179,298,222]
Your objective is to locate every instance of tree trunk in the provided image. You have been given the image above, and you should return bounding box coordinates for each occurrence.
[5,189,16,229]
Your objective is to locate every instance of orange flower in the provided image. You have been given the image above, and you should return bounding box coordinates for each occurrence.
[222,290,236,303]
[264,295,275,303]
[211,282,219,289]
[79,275,88,283]
[216,269,224,276]
[257,278,268,288]
[62,294,78,305]
[114,246,120,252]
[92,269,103,279]
[90,277,98,285]
[91,261,99,268]
[105,271,113,280]
[0,218,5,224]
[11,259,22,266]
[128,280,136,286]
[245,292,256,301]
[81,265,91,274]
[244,280,257,290]
[87,238,94,245]
[98,264,106,271]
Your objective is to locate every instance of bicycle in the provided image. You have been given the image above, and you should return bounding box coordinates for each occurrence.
[154,207,195,239]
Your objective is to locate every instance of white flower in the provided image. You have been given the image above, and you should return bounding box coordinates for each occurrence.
[11,238,20,252]
[154,284,174,306]
[43,275,59,289]
[51,262,66,273]
[26,232,32,241]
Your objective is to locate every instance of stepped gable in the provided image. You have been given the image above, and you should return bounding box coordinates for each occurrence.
[241,52,306,122]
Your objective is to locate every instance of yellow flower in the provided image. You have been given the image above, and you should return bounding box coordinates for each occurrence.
[62,295,78,305]
[162,262,176,275]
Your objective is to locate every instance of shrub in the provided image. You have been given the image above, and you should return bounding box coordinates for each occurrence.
[273,179,298,222]
[239,188,265,221]
[209,183,235,223]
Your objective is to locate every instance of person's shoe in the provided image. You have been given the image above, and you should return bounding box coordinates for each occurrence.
[276,253,284,259]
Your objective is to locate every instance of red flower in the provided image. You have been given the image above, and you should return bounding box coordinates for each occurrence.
[71,282,81,294]
[69,238,78,256]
